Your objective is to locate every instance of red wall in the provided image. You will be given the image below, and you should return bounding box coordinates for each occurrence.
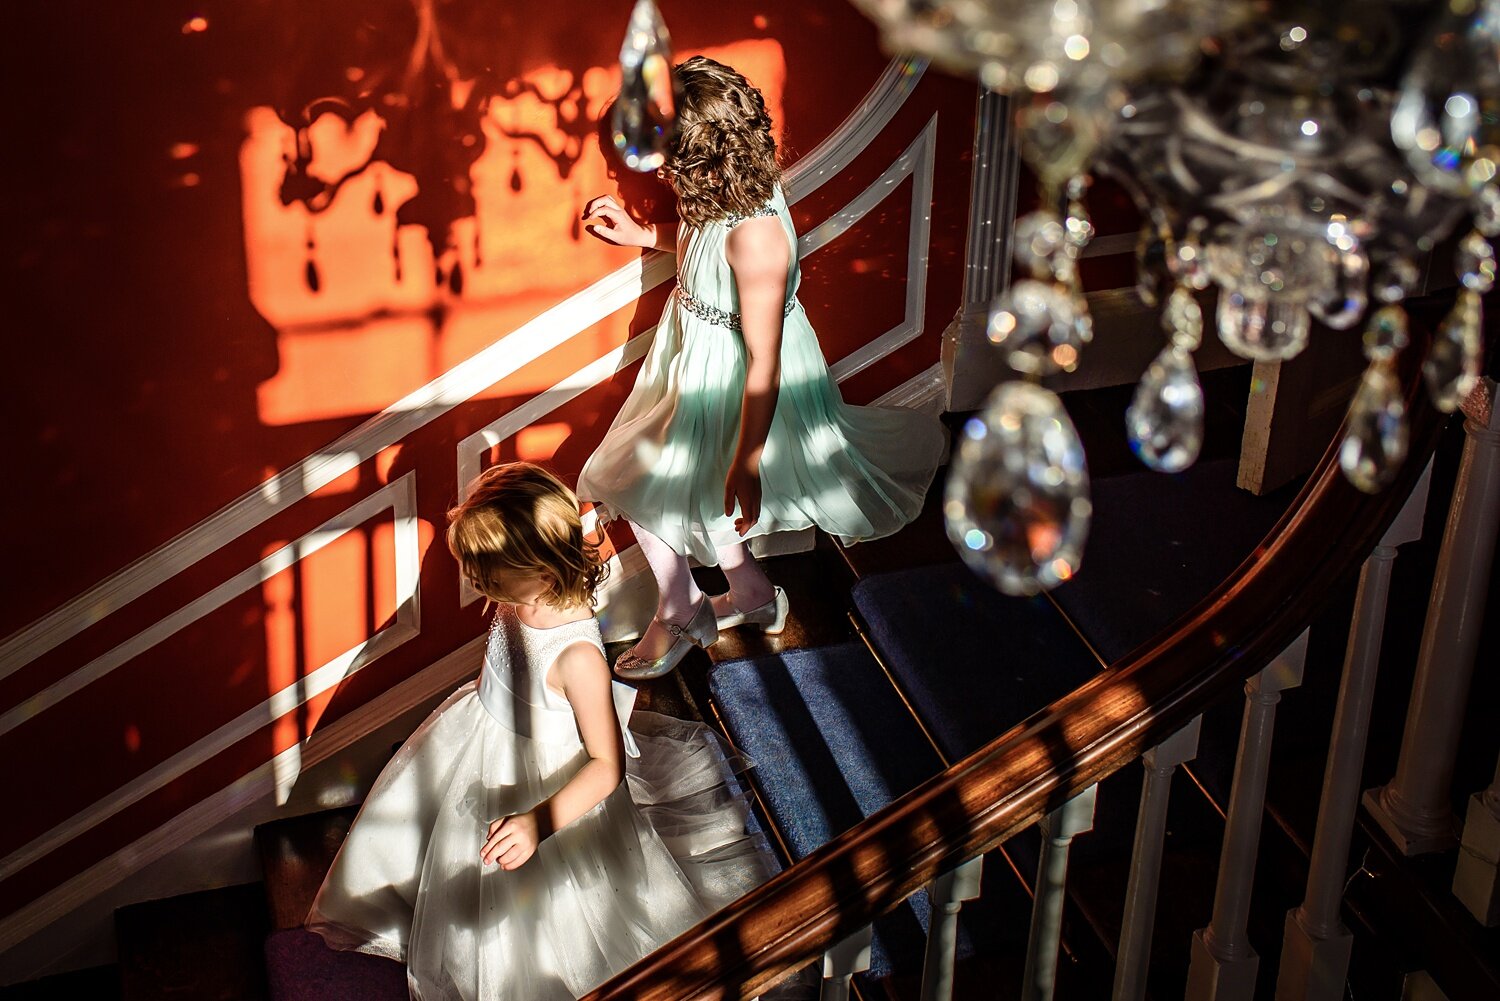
[3,2,977,924]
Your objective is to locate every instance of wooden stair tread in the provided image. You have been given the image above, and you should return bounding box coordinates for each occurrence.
[255,808,356,932]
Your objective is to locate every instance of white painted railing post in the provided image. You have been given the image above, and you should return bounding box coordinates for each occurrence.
[920,856,984,1001]
[1021,784,1098,1001]
[1453,751,1500,927]
[1112,717,1204,1001]
[1365,379,1500,855]
[820,924,873,1001]
[1275,463,1433,1001]
[1187,631,1309,1001]
[942,86,1020,412]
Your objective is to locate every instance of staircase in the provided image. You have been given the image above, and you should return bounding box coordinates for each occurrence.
[6,370,1499,1000]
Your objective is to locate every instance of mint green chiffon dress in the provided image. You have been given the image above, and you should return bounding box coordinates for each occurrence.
[577,185,944,564]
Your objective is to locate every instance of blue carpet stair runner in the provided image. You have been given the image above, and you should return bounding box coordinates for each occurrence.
[1049,458,1298,806]
[710,642,950,978]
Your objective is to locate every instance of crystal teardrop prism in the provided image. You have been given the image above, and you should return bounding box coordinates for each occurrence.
[986,278,1091,374]
[1216,292,1312,362]
[611,0,677,172]
[1340,360,1408,493]
[1308,245,1369,331]
[945,382,1092,596]
[1391,0,1500,197]
[1423,289,1484,412]
[1126,345,1205,473]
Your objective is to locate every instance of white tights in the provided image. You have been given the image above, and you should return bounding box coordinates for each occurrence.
[628,521,776,626]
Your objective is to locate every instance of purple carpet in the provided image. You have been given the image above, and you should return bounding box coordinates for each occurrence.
[264,929,407,1001]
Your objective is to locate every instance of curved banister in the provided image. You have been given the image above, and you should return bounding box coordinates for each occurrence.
[581,301,1462,1001]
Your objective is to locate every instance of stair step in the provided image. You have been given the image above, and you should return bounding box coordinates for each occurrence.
[115,883,268,1001]
[255,807,357,932]
[850,562,1102,764]
[0,965,119,1000]
[1049,458,1297,667]
[709,641,951,978]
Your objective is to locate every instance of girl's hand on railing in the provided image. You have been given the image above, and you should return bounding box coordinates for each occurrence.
[582,195,655,249]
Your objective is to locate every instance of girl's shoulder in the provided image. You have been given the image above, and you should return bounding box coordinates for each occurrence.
[717,185,785,230]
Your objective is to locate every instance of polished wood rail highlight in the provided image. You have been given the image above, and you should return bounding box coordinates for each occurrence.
[581,317,1453,1001]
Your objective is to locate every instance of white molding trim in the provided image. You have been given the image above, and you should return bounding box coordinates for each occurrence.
[0,473,422,883]
[873,362,946,413]
[824,114,938,383]
[0,57,928,682]
[0,627,487,955]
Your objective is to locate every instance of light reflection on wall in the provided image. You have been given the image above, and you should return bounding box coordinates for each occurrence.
[241,41,786,428]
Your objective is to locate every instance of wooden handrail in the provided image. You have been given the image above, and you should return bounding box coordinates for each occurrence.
[582,305,1456,1001]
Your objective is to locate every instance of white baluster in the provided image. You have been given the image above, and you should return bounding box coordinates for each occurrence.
[1453,751,1500,926]
[1187,632,1308,1001]
[1365,379,1500,855]
[942,87,1021,411]
[1276,464,1432,1000]
[820,924,872,1001]
[1113,717,1204,1001]
[1021,784,1098,1001]
[920,856,984,1001]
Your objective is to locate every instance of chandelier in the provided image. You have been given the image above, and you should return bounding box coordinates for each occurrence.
[851,0,1494,595]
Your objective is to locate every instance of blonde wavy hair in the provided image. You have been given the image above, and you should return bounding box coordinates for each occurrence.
[446,462,607,609]
[665,56,782,228]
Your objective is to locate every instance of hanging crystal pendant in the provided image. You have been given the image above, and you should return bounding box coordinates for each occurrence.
[1013,210,1068,279]
[1455,230,1497,293]
[1340,360,1408,493]
[1127,345,1205,473]
[987,278,1091,374]
[1391,0,1500,197]
[1163,284,1203,349]
[1308,243,1370,330]
[1424,289,1484,412]
[1135,223,1170,308]
[945,381,1092,596]
[611,0,677,172]
[1216,292,1312,362]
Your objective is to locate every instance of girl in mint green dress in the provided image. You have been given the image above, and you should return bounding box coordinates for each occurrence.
[577,56,943,679]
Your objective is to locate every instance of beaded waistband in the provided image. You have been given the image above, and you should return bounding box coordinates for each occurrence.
[678,288,797,332]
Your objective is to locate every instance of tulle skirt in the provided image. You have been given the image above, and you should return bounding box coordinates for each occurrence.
[577,300,945,564]
[306,682,775,1001]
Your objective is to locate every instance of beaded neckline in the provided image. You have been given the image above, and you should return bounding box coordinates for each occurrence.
[721,203,778,228]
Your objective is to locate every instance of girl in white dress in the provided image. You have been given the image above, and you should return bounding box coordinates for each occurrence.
[306,462,775,1000]
[579,57,944,680]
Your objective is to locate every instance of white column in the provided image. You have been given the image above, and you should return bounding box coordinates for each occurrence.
[1276,465,1433,1001]
[1187,632,1309,1001]
[1365,379,1500,855]
[942,86,1020,411]
[920,856,984,1001]
[1453,752,1500,926]
[820,924,872,1001]
[1113,717,1204,1001]
[1021,785,1098,1001]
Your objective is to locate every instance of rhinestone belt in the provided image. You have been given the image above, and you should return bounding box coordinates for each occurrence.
[678,288,797,332]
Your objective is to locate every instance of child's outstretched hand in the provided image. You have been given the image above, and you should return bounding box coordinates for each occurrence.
[724,458,762,536]
[482,812,540,870]
[582,195,653,248]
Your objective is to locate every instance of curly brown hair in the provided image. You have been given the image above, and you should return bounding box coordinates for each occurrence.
[665,56,782,228]
[447,462,608,610]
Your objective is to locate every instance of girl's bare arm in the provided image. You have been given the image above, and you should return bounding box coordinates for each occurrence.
[723,216,791,535]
